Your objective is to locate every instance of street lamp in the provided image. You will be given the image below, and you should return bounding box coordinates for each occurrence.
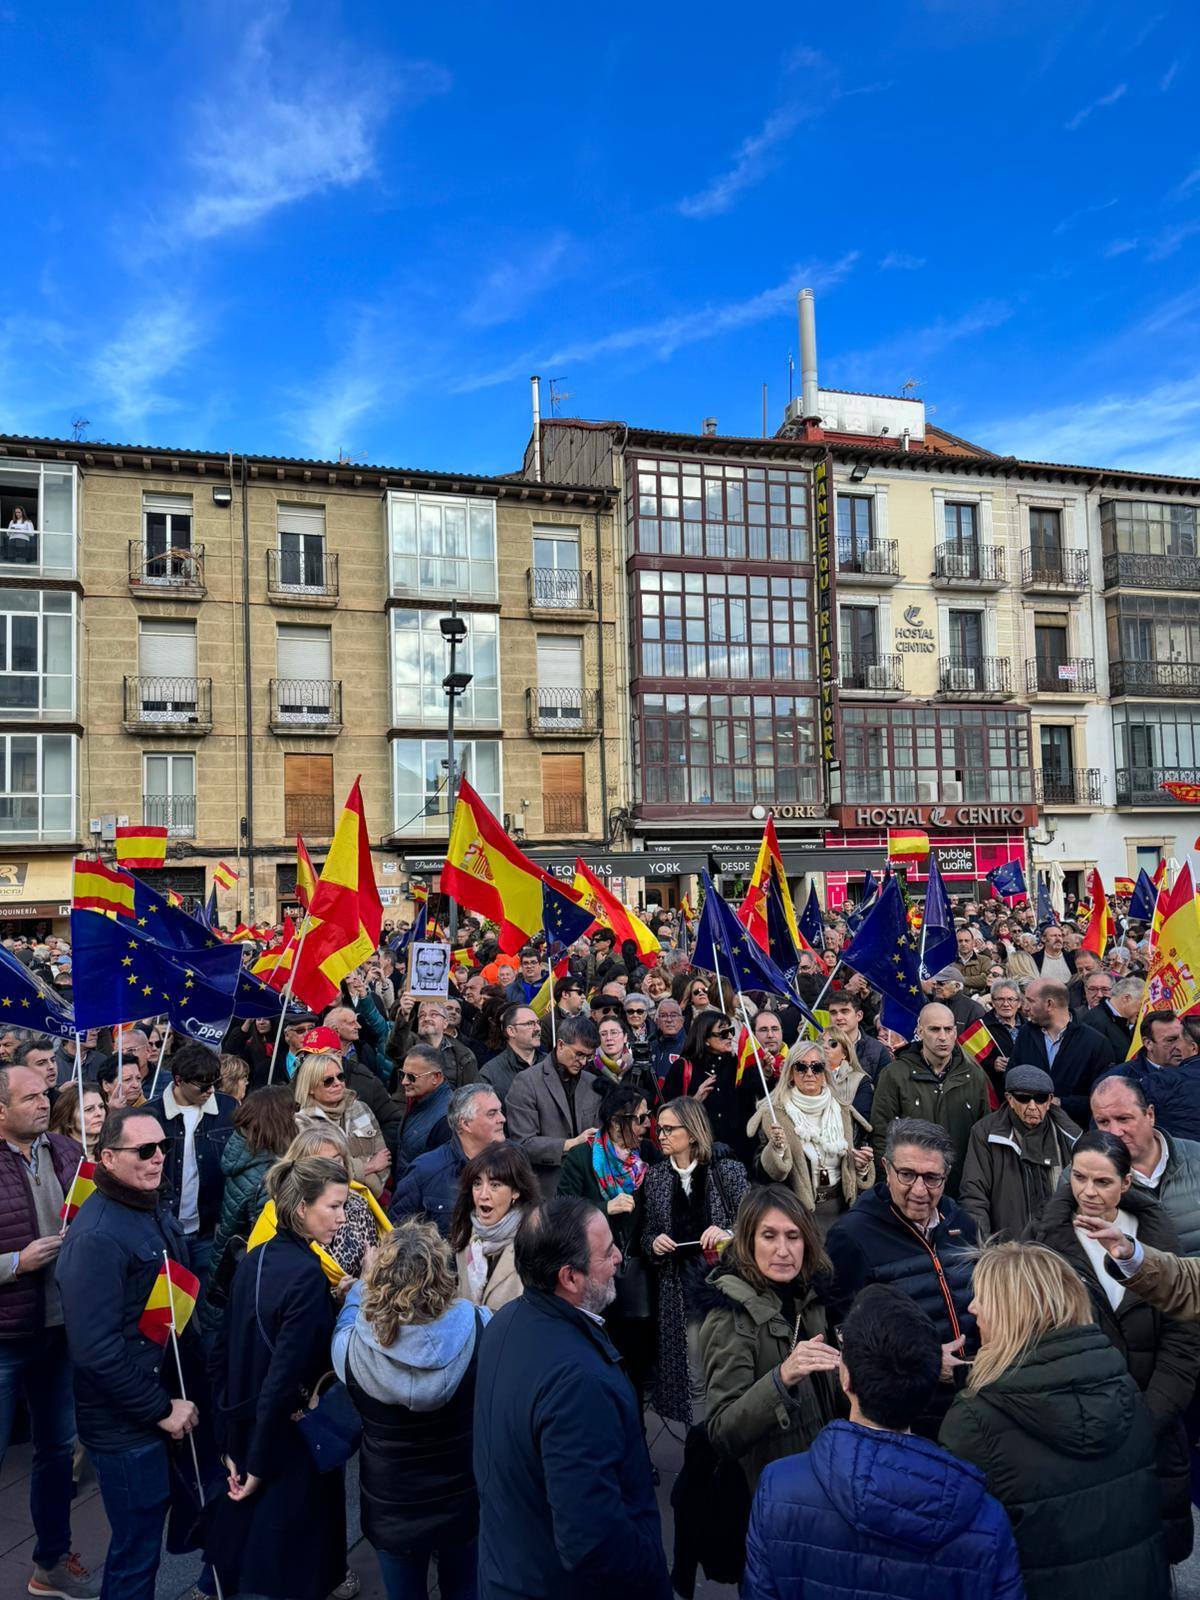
[440,606,471,940]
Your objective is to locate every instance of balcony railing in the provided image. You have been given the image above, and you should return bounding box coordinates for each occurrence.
[128,541,206,595]
[933,542,1006,584]
[543,792,587,833]
[1104,551,1200,590]
[526,687,599,734]
[123,676,212,732]
[284,793,334,837]
[836,536,900,580]
[1116,766,1200,807]
[1110,659,1200,697]
[839,652,904,692]
[269,679,343,731]
[937,656,1012,697]
[1020,548,1091,590]
[527,568,594,610]
[1034,768,1103,806]
[267,548,339,603]
[143,795,196,836]
[1024,658,1097,694]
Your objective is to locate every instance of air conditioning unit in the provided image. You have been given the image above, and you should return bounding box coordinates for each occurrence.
[945,666,977,691]
[942,780,964,802]
[940,552,972,579]
[865,663,893,690]
[916,779,939,803]
[861,546,891,574]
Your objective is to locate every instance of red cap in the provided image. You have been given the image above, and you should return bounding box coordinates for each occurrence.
[299,1026,342,1054]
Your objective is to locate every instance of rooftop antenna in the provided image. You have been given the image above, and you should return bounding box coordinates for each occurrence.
[901,379,923,394]
[787,353,794,406]
[71,417,89,441]
[337,447,368,464]
[548,377,573,415]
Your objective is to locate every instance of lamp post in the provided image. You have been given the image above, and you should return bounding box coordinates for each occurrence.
[440,605,471,942]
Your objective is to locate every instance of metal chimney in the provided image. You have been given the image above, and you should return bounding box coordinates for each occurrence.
[702,417,718,435]
[530,375,542,481]
[797,289,819,420]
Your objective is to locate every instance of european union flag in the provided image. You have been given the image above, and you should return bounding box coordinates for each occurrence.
[841,876,924,1029]
[986,860,1027,901]
[71,909,244,1047]
[845,871,878,935]
[0,942,75,1038]
[394,903,427,957]
[198,885,218,930]
[231,966,300,1021]
[766,870,800,987]
[1130,868,1158,923]
[798,884,825,952]
[543,878,595,952]
[693,873,818,1028]
[920,856,957,979]
[1035,872,1056,928]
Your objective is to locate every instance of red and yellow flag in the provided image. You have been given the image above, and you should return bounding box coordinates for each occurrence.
[114,825,167,870]
[1162,780,1200,804]
[213,860,240,891]
[959,1019,997,1065]
[59,1160,96,1224]
[1132,864,1200,1055]
[737,818,801,954]
[442,779,548,954]
[1114,877,1136,897]
[572,858,660,967]
[1080,868,1113,957]
[252,915,298,990]
[292,779,382,1009]
[411,883,429,907]
[735,1025,757,1087]
[295,837,318,911]
[137,1258,200,1346]
[887,828,930,861]
[73,858,135,919]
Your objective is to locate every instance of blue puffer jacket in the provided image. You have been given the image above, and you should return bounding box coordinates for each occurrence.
[387,1135,466,1237]
[742,1419,1024,1600]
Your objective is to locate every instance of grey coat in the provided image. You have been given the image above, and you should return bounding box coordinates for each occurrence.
[480,1045,543,1107]
[959,1104,1081,1240]
[503,1061,604,1199]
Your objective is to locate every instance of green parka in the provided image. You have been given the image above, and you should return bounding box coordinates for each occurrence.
[939,1322,1169,1600]
[869,1043,990,1197]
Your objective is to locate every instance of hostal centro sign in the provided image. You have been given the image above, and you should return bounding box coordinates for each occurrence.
[895,605,935,654]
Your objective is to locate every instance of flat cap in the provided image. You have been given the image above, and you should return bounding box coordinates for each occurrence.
[1005,1064,1055,1094]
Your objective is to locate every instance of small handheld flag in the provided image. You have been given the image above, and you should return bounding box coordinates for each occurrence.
[986,860,1027,901]
[59,1160,96,1225]
[213,861,240,891]
[735,1025,757,1087]
[115,825,168,870]
[137,1258,200,1346]
[73,858,135,919]
[959,1019,997,1066]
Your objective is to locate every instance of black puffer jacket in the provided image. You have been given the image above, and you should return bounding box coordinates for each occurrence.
[1027,1185,1200,1564]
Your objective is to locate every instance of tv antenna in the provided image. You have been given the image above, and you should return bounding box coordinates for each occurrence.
[337,447,368,464]
[71,417,90,441]
[901,379,923,394]
[548,377,573,414]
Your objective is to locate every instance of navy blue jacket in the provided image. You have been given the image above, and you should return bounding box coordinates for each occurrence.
[474,1287,671,1600]
[58,1182,203,1452]
[143,1086,237,1237]
[1111,1056,1200,1144]
[1011,1019,1115,1127]
[743,1419,1023,1600]
[387,1134,466,1236]
[392,1079,453,1178]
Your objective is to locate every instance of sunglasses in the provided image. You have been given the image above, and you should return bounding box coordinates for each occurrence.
[632,1112,652,1125]
[710,1026,735,1040]
[321,1072,346,1088]
[188,1076,220,1092]
[400,1069,437,1084]
[113,1138,170,1159]
[793,1061,825,1075]
[1009,1091,1050,1106]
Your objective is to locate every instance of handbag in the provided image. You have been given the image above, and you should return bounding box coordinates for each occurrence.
[253,1248,362,1473]
[612,1250,651,1320]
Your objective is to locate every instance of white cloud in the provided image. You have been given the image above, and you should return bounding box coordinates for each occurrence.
[457,255,860,392]
[1102,237,1139,258]
[1064,82,1127,132]
[835,301,1013,390]
[1170,159,1200,201]
[1161,59,1183,92]
[677,105,809,219]
[89,301,202,437]
[464,233,574,328]
[1052,197,1118,236]
[880,251,926,270]
[985,374,1200,475]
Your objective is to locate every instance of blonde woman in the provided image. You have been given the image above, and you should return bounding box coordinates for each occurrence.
[939,1242,1169,1600]
[333,1221,488,1600]
[820,1028,874,1124]
[293,1049,389,1196]
[748,1040,873,1233]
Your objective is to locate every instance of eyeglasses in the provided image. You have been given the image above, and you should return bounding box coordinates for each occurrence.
[320,1072,346,1088]
[1009,1091,1050,1106]
[657,1122,683,1136]
[793,1061,825,1075]
[710,1026,735,1040]
[400,1069,437,1084]
[888,1163,947,1190]
[113,1138,171,1159]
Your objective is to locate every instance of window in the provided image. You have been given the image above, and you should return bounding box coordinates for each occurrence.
[532,529,584,606]
[535,636,583,724]
[542,754,586,834]
[635,569,811,681]
[840,606,879,660]
[0,461,76,576]
[276,625,333,719]
[278,505,327,589]
[137,619,198,718]
[629,459,811,563]
[944,502,978,550]
[142,494,193,582]
[389,492,496,599]
[144,754,195,836]
[392,739,501,835]
[1029,508,1063,570]
[284,754,334,837]
[392,610,499,727]
[1107,596,1200,663]
[1101,499,1198,558]
[1033,622,1069,690]
[841,706,1032,805]
[837,494,874,556]
[1040,725,1074,776]
[946,609,983,664]
[639,693,819,806]
[0,733,76,841]
[1113,704,1200,771]
[0,589,73,718]
[1136,846,1164,875]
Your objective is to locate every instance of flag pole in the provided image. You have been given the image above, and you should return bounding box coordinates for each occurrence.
[58,1153,86,1238]
[116,1028,124,1107]
[73,1033,88,1159]
[161,1252,225,1600]
[148,1022,172,1101]
[267,915,310,1085]
[809,960,845,1016]
[736,991,779,1126]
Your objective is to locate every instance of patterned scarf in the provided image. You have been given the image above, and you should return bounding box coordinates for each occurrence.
[590,1131,646,1202]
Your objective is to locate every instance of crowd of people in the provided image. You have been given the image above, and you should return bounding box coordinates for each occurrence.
[1,888,1199,1600]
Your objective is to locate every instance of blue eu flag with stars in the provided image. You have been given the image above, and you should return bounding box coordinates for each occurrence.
[543,879,595,952]
[0,942,76,1038]
[842,876,924,1030]
[692,873,819,1029]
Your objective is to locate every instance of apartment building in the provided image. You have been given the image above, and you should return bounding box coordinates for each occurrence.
[0,435,619,928]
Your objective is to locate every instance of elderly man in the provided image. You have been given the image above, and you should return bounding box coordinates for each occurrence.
[1081,973,1140,1058]
[651,997,686,1086]
[391,1043,453,1178]
[825,1118,978,1435]
[826,992,892,1080]
[1033,923,1075,983]
[980,979,1023,1062]
[504,1018,603,1199]
[959,1064,1080,1239]
[927,967,986,1032]
[1012,978,1115,1127]
[388,1082,506,1236]
[1089,1073,1200,1255]
[955,927,992,995]
[870,1004,991,1196]
[1068,947,1103,1013]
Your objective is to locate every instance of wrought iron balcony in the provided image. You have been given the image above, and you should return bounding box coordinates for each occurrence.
[937,656,1012,698]
[1103,551,1200,591]
[123,676,213,733]
[933,543,1006,586]
[525,687,599,735]
[285,793,335,837]
[269,679,343,733]
[128,541,206,597]
[1116,766,1200,807]
[839,652,904,693]
[1109,659,1200,697]
[527,567,594,610]
[266,548,339,605]
[143,795,196,836]
[1024,658,1097,694]
[1020,548,1090,591]
[543,791,587,833]
[836,536,900,583]
[1034,768,1103,806]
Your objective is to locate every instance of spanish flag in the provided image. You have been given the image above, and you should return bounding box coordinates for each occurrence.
[1080,868,1113,958]
[166,890,183,908]
[572,858,660,967]
[442,779,548,954]
[59,1160,96,1225]
[411,883,428,907]
[451,947,474,970]
[252,915,297,989]
[1162,780,1200,804]
[213,860,240,891]
[530,955,570,1019]
[735,1025,758,1087]
[1114,877,1136,898]
[291,779,382,1009]
[958,1019,996,1065]
[737,818,802,954]
[295,836,318,912]
[137,1258,200,1346]
[1131,864,1200,1055]
[114,825,168,870]
[73,858,135,919]
[887,829,930,861]
[229,923,258,942]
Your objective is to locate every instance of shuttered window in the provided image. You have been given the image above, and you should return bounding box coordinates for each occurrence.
[138,619,196,677]
[284,754,334,837]
[541,753,586,834]
[277,625,331,681]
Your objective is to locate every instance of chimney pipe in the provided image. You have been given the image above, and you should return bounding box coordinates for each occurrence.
[797,288,819,420]
[530,375,542,481]
[702,416,717,436]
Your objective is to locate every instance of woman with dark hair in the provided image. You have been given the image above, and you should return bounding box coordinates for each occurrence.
[662,1009,755,1164]
[203,1084,298,1331]
[1026,1128,1200,1566]
[593,1012,634,1086]
[47,1080,104,1148]
[672,971,714,1026]
[448,1142,537,1311]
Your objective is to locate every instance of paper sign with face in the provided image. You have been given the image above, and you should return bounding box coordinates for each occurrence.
[409,942,451,998]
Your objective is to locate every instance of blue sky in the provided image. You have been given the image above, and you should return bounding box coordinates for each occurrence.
[2,0,1197,475]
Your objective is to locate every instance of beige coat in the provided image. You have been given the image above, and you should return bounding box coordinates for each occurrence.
[746,1079,874,1211]
[1124,1244,1200,1320]
[455,1239,523,1311]
[298,1091,388,1197]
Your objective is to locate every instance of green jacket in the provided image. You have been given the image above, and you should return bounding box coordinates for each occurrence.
[869,1044,990,1197]
[696,1266,838,1491]
[939,1323,1169,1600]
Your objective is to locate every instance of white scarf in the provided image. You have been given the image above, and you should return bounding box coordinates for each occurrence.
[463,1206,523,1302]
[782,1084,847,1181]
[672,1156,698,1197]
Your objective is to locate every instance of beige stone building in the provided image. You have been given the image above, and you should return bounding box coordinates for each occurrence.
[0,435,620,930]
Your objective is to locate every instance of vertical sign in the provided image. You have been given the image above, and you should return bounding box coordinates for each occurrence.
[814,455,838,777]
